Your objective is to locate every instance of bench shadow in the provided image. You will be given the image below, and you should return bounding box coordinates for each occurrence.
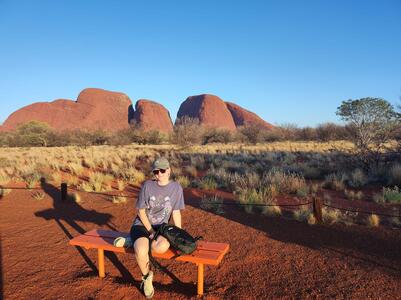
[185,187,401,278]
[34,178,133,279]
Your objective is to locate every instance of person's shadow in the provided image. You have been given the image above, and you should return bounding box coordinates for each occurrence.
[34,178,134,281]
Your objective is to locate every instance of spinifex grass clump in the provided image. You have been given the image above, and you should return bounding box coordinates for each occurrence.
[200,195,224,215]
[81,172,114,192]
[24,172,42,189]
[366,214,380,227]
[293,207,314,224]
[322,173,346,191]
[31,191,45,200]
[344,189,364,201]
[348,168,368,188]
[198,176,218,190]
[175,176,190,188]
[373,186,401,204]
[112,196,127,204]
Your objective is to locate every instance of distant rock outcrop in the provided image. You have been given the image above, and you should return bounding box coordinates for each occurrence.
[176,94,236,130]
[225,102,274,129]
[176,94,273,131]
[131,99,173,133]
[1,88,132,132]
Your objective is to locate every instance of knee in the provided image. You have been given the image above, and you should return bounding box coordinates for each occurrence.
[152,239,170,254]
[134,244,149,258]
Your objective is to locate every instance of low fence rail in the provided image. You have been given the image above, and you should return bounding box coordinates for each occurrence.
[1,183,400,223]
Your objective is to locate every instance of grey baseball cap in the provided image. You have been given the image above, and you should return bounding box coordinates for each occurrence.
[152,157,170,171]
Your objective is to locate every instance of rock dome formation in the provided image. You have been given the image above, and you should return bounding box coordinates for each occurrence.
[225,102,273,129]
[176,94,236,130]
[130,99,173,133]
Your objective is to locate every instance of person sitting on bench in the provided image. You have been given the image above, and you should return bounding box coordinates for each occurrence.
[116,157,185,299]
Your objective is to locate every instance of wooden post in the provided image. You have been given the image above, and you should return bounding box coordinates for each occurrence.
[98,249,105,278]
[197,263,204,295]
[61,183,67,202]
[312,195,323,224]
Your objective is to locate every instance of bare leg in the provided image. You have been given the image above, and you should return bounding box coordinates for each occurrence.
[134,236,170,275]
[151,235,170,254]
[134,237,150,275]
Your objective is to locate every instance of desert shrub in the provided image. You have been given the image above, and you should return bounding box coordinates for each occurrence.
[366,214,380,227]
[373,187,401,204]
[200,195,224,214]
[322,207,341,224]
[383,186,401,203]
[23,172,42,189]
[298,127,318,141]
[238,188,262,214]
[198,176,218,190]
[67,162,84,176]
[203,128,234,144]
[296,186,309,198]
[120,167,146,185]
[293,207,313,222]
[176,176,190,188]
[316,123,347,141]
[347,168,368,188]
[0,172,11,185]
[143,130,169,145]
[344,189,364,201]
[172,117,204,146]
[264,168,306,195]
[262,205,282,217]
[117,180,126,191]
[322,173,346,191]
[238,124,266,144]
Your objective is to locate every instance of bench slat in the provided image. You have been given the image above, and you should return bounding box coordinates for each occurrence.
[84,229,229,254]
[70,231,229,266]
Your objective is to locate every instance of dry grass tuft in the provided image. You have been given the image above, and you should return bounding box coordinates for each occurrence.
[32,191,45,200]
[366,214,380,227]
[112,196,127,204]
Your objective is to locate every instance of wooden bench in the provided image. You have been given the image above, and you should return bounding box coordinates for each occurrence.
[69,229,229,295]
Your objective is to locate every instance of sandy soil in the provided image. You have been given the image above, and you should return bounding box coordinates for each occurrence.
[1,183,401,299]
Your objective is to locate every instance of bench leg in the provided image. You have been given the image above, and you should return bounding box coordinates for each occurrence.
[98,249,105,278]
[197,263,204,295]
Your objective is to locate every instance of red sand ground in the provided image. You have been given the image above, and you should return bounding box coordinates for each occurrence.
[1,184,401,299]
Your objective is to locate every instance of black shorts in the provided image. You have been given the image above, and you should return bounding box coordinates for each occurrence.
[130,224,163,243]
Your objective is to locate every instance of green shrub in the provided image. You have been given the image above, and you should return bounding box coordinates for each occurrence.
[198,176,218,190]
[200,195,224,214]
[176,176,190,188]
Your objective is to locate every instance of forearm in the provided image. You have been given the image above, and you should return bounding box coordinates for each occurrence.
[172,210,182,228]
[138,209,153,232]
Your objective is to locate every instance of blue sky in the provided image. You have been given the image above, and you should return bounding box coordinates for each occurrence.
[0,0,400,127]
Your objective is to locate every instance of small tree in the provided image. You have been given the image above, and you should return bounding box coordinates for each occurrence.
[336,97,400,168]
[172,116,204,146]
[16,120,53,147]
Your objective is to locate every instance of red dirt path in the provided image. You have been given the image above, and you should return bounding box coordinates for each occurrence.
[1,184,400,299]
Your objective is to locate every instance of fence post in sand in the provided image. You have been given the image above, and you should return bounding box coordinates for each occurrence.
[61,183,67,202]
[312,195,323,224]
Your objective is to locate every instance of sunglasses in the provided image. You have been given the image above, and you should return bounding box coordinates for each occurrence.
[153,169,167,175]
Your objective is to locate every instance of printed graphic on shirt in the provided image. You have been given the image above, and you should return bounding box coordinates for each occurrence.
[146,194,172,224]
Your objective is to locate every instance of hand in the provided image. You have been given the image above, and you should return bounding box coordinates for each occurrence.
[149,233,155,239]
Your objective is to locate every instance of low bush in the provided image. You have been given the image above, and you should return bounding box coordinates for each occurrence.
[200,195,224,215]
[322,173,346,191]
